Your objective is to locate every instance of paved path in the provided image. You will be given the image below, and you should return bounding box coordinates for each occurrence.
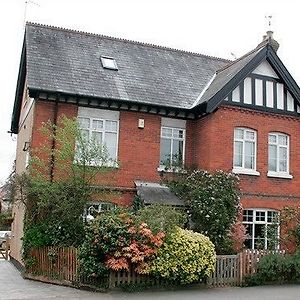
[1,259,300,299]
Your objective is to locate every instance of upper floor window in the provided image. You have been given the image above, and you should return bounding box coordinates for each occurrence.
[160,127,185,168]
[268,133,292,178]
[78,117,118,161]
[76,107,119,166]
[233,128,259,175]
[243,209,279,250]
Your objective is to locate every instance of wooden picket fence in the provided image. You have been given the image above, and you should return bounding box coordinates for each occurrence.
[208,249,285,286]
[25,247,285,288]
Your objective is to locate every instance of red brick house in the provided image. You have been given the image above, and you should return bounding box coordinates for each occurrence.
[10,23,300,265]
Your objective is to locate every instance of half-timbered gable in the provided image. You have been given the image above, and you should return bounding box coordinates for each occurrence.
[224,59,300,115]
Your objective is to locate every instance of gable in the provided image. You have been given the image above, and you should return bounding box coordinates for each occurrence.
[201,45,300,116]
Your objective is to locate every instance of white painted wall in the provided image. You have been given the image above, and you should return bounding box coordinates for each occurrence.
[232,86,240,102]
[287,91,294,111]
[266,81,274,108]
[252,61,279,78]
[277,83,284,109]
[244,77,252,104]
[255,79,263,106]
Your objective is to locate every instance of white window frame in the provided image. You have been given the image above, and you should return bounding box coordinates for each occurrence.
[159,126,186,170]
[243,208,280,250]
[83,202,117,221]
[267,132,292,179]
[232,127,260,176]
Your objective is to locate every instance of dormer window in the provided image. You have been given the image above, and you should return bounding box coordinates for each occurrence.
[100,56,118,70]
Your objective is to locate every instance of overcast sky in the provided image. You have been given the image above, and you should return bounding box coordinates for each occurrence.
[0,0,300,184]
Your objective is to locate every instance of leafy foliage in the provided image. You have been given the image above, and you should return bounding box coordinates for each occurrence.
[135,204,187,234]
[228,220,249,253]
[148,227,216,284]
[11,116,116,260]
[168,170,240,253]
[244,251,300,286]
[280,206,300,253]
[79,209,165,278]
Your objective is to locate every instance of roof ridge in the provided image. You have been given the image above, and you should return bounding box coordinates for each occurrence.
[216,41,268,74]
[26,22,232,63]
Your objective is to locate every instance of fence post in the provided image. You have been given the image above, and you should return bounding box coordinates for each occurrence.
[4,236,10,260]
[109,271,115,289]
[239,251,243,285]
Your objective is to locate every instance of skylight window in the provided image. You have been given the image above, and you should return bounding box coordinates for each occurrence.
[100,56,118,70]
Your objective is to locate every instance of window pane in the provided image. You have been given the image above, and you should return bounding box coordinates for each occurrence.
[269,134,277,144]
[244,224,253,249]
[234,129,244,139]
[91,131,102,144]
[78,117,90,129]
[268,145,277,172]
[105,120,117,132]
[173,129,184,139]
[161,128,172,138]
[256,211,266,222]
[172,139,183,165]
[105,132,117,160]
[254,224,265,249]
[245,141,254,169]
[80,129,89,142]
[278,135,288,146]
[92,119,103,130]
[234,141,243,167]
[267,211,279,223]
[243,210,253,222]
[160,138,171,164]
[246,131,255,140]
[279,147,287,172]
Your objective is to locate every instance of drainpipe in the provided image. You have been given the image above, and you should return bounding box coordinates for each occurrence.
[50,99,59,182]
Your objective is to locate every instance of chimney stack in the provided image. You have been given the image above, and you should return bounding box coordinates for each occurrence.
[259,30,279,52]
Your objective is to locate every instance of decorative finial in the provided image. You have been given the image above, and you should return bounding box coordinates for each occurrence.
[265,15,273,29]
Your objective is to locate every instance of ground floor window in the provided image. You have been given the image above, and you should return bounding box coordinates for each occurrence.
[83,202,117,222]
[243,209,279,250]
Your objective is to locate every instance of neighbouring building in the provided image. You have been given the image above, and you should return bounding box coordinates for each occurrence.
[10,23,300,266]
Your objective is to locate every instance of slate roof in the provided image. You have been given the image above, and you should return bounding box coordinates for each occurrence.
[25,23,230,110]
[195,46,265,107]
[12,23,300,134]
[134,181,185,206]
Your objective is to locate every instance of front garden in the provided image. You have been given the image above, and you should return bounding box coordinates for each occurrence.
[11,116,300,290]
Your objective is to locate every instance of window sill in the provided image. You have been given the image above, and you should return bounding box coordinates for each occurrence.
[157,166,186,173]
[267,171,293,179]
[232,168,260,176]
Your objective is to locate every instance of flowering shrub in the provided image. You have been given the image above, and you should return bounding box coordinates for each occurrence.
[228,221,249,253]
[148,227,216,284]
[168,170,240,253]
[79,209,165,278]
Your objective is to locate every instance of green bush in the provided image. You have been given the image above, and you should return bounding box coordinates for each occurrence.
[245,251,300,286]
[148,227,216,284]
[168,170,240,254]
[135,204,187,234]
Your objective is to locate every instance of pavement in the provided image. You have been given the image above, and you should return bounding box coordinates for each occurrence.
[1,259,300,299]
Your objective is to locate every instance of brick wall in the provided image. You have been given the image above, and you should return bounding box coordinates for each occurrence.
[194,105,300,211]
[31,100,300,211]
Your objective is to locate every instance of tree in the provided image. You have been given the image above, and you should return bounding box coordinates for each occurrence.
[12,116,116,256]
